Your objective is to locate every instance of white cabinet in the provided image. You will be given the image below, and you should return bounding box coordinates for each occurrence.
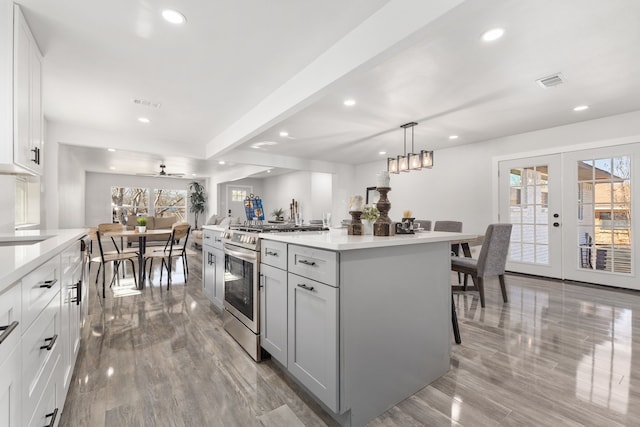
[0,4,43,175]
[60,241,83,395]
[0,345,21,427]
[0,284,22,427]
[287,272,338,412]
[202,229,224,309]
[260,263,288,365]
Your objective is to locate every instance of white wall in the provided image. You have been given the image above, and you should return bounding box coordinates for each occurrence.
[353,110,640,235]
[58,144,86,228]
[85,172,199,227]
[261,171,333,222]
[43,121,59,229]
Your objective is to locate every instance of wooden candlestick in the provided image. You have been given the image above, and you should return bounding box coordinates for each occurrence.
[348,211,363,235]
[374,187,394,236]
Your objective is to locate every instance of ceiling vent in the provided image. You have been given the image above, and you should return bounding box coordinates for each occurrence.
[132,98,162,109]
[535,73,566,89]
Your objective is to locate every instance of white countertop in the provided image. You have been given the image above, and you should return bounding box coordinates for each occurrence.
[201,225,227,232]
[0,228,88,293]
[259,228,477,251]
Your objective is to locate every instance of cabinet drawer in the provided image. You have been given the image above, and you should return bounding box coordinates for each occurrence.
[22,291,61,419]
[203,229,223,250]
[288,245,338,287]
[261,240,287,270]
[22,256,60,329]
[27,354,61,427]
[0,284,21,367]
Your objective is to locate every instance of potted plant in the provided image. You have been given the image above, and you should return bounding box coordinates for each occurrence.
[271,208,285,222]
[362,204,380,234]
[189,181,206,229]
[136,216,148,233]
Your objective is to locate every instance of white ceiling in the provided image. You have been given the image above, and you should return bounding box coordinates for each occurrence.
[18,0,640,177]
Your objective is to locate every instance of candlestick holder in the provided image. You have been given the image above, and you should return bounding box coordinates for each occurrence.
[348,211,363,235]
[374,187,394,236]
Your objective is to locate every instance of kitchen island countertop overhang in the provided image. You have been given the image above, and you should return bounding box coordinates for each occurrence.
[259,228,477,250]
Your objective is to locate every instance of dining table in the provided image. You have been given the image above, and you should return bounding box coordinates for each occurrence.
[104,228,172,288]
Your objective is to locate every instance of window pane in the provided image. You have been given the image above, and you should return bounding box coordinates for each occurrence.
[112,187,149,223]
[154,189,187,219]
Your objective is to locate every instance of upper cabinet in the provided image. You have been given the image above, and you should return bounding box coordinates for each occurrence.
[0,4,43,175]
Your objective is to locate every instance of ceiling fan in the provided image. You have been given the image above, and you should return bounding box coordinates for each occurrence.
[137,164,185,177]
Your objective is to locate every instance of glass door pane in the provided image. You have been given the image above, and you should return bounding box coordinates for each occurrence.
[576,156,632,274]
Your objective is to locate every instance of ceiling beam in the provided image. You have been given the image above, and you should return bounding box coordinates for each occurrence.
[205,0,464,159]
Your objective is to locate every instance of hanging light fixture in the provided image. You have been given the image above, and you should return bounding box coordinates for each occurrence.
[388,122,434,174]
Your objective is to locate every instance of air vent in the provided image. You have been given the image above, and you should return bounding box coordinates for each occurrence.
[536,73,566,88]
[132,98,162,109]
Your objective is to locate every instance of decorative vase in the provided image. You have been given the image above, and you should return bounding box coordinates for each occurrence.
[363,220,374,235]
[137,226,146,233]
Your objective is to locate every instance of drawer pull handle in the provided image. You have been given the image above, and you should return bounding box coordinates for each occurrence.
[40,334,58,351]
[265,250,279,256]
[297,284,315,292]
[0,321,19,345]
[71,280,82,305]
[215,237,222,242]
[299,259,316,266]
[39,279,58,289]
[44,408,59,427]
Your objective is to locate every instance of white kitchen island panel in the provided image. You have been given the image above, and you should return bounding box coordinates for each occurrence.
[260,229,461,426]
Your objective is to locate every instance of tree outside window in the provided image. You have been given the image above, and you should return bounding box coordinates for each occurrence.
[111,187,149,224]
[154,189,187,219]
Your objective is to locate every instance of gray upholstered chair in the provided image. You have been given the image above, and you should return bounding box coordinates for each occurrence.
[451,223,513,308]
[414,219,432,231]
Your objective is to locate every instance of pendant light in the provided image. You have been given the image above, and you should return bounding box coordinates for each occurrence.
[387,122,434,174]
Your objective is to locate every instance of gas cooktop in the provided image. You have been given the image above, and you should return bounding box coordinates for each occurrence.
[230,223,327,233]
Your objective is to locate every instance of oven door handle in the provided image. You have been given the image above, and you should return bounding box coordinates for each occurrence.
[223,245,257,262]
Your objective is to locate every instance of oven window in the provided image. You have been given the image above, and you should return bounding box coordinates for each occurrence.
[224,254,254,321]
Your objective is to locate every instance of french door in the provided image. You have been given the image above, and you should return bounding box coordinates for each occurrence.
[499,155,563,278]
[499,145,640,289]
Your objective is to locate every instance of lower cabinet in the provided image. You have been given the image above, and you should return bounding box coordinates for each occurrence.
[259,263,288,365]
[287,272,338,412]
[0,339,22,427]
[203,246,224,309]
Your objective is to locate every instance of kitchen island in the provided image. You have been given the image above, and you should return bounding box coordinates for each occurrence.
[259,228,475,427]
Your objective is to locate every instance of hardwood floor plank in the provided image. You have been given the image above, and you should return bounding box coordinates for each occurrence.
[59,254,640,426]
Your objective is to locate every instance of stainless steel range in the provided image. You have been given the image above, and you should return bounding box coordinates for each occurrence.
[221,223,326,361]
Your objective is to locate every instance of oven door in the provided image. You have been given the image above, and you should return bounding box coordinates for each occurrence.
[223,243,259,333]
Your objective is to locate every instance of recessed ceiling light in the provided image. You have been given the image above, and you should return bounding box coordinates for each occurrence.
[138,117,150,123]
[378,151,386,155]
[481,28,505,42]
[162,9,186,25]
[448,135,459,140]
[218,160,225,165]
[573,105,589,111]
[107,148,116,152]
[109,166,115,170]
[267,170,272,173]
[192,173,197,177]
[344,99,356,106]
[279,131,288,137]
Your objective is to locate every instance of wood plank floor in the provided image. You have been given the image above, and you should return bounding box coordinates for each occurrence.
[60,253,640,426]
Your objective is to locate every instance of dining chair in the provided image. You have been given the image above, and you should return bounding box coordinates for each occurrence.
[450,223,513,308]
[144,222,192,289]
[93,229,138,298]
[414,219,432,231]
[93,223,139,279]
[434,220,463,282]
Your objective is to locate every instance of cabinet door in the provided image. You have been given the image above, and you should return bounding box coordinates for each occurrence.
[202,247,215,302]
[287,273,338,412]
[28,44,42,174]
[260,264,287,365]
[13,6,31,170]
[212,248,224,309]
[0,345,21,427]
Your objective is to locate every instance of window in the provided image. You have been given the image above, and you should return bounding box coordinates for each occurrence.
[153,189,187,219]
[15,175,40,227]
[232,189,247,202]
[15,176,28,226]
[112,187,149,223]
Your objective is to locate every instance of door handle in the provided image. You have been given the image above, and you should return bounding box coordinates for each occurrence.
[297,283,315,292]
[0,321,19,345]
[298,259,316,266]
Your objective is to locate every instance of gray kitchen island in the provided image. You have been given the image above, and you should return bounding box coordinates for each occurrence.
[258,228,475,426]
